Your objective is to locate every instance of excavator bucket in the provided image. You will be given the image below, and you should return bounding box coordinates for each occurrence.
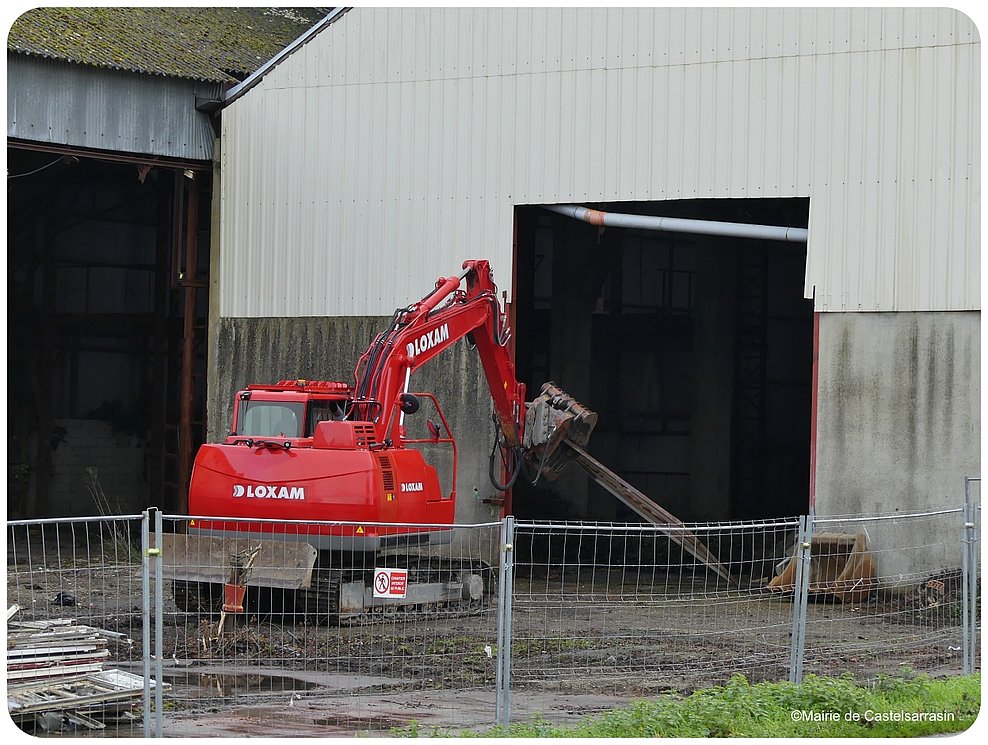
[767,532,877,603]
[161,533,318,591]
[523,382,598,481]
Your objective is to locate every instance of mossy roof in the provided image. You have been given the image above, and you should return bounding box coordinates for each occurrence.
[7,7,333,83]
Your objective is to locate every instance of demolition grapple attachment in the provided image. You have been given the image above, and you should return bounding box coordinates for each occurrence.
[523,382,598,481]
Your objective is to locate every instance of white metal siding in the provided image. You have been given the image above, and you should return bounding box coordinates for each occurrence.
[219,7,979,317]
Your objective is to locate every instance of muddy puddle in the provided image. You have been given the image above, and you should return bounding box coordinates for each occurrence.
[164,670,324,696]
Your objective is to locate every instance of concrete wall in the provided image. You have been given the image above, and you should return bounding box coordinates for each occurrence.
[814,311,980,578]
[209,316,505,534]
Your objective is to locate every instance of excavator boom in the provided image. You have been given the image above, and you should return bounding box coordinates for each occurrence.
[352,259,527,449]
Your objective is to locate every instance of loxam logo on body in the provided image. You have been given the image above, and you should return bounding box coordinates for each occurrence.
[233,484,305,500]
[401,482,424,493]
[405,323,449,358]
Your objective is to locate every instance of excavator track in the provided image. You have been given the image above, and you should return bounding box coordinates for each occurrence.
[172,557,494,626]
[311,556,495,625]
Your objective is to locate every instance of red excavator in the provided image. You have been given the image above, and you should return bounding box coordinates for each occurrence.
[162,260,597,620]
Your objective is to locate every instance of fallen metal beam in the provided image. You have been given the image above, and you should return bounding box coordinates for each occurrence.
[564,441,736,585]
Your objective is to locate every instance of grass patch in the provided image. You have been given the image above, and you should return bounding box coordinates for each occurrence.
[397,673,980,738]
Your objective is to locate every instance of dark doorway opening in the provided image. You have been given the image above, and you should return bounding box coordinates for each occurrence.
[513,199,813,523]
[7,147,210,518]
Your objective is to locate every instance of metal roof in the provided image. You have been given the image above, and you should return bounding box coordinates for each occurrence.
[7,7,333,83]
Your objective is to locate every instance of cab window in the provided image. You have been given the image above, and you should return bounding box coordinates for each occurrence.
[238,402,304,437]
[307,400,346,434]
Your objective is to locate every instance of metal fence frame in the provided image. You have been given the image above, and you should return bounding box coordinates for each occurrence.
[6,513,151,736]
[142,508,164,737]
[494,515,514,728]
[794,506,973,685]
[155,513,505,736]
[5,486,980,736]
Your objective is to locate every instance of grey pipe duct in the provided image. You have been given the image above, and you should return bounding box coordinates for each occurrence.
[546,204,808,243]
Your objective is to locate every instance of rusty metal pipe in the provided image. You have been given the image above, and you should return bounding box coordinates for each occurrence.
[546,204,808,243]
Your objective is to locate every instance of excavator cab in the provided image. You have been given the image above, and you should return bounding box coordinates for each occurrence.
[228,381,353,442]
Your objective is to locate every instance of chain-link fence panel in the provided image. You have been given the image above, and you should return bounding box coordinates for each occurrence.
[8,506,976,736]
[797,508,972,681]
[156,516,503,737]
[6,515,152,737]
[505,518,801,720]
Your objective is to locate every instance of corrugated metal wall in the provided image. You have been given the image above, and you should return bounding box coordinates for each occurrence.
[8,56,220,161]
[219,7,979,317]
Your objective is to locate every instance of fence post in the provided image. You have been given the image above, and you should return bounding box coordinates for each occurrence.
[974,494,981,674]
[141,510,152,737]
[153,508,164,737]
[962,478,980,674]
[495,515,515,729]
[141,508,164,737]
[788,513,812,684]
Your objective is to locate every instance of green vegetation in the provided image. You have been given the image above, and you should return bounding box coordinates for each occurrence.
[396,673,980,738]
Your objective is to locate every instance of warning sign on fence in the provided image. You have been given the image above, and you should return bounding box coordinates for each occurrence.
[373,568,408,598]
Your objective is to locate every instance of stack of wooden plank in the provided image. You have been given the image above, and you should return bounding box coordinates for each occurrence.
[6,606,155,732]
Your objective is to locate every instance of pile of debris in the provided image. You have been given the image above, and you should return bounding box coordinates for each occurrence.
[884,568,969,626]
[6,604,162,733]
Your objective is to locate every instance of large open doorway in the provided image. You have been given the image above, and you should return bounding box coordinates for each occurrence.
[513,199,813,523]
[7,147,210,518]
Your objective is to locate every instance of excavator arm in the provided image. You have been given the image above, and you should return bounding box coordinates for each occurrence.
[351,259,595,487]
[351,260,525,446]
[350,260,733,582]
